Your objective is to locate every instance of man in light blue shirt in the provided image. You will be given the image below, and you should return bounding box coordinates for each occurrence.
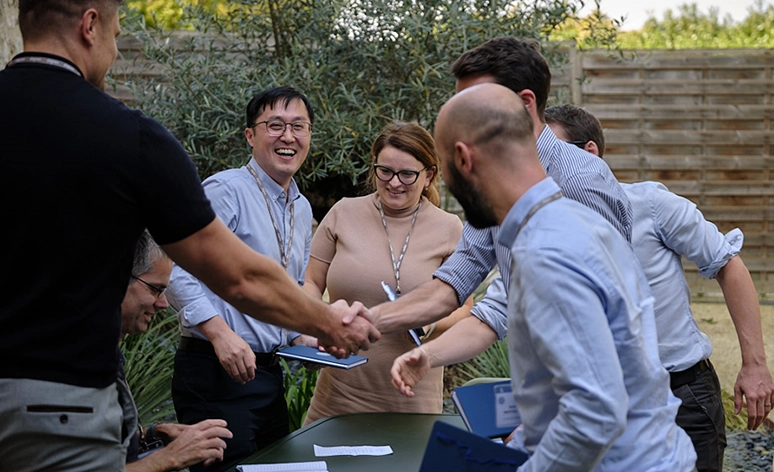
[167,87,317,472]
[431,82,696,471]
[545,104,774,471]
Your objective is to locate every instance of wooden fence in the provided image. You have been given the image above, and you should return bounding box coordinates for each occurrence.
[110,39,774,299]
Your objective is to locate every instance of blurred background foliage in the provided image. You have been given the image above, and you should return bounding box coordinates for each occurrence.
[121,0,599,220]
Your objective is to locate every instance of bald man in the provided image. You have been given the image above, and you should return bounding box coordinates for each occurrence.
[428,83,696,471]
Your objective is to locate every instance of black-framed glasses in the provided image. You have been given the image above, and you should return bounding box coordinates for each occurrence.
[252,120,312,137]
[373,164,432,185]
[566,140,587,149]
[131,275,167,299]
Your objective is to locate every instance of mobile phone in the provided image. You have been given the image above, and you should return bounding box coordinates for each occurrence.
[381,281,424,346]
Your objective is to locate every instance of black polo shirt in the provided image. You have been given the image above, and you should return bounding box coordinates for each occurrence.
[0,53,215,388]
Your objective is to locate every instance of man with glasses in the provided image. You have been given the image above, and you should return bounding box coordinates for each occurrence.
[167,86,318,472]
[120,230,233,472]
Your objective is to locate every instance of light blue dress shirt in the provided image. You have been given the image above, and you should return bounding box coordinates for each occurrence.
[624,181,743,372]
[166,158,313,353]
[435,125,632,334]
[499,177,696,472]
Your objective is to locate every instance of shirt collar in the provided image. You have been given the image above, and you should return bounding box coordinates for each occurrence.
[498,177,561,248]
[246,158,301,204]
[535,123,558,169]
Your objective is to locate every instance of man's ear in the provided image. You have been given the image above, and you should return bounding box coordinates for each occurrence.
[516,90,537,113]
[453,141,475,176]
[584,140,600,158]
[80,9,100,46]
[244,127,255,147]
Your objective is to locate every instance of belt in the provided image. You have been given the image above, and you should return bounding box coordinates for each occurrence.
[670,358,712,389]
[178,337,278,368]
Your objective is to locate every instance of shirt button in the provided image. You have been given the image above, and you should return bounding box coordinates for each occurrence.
[60,414,68,424]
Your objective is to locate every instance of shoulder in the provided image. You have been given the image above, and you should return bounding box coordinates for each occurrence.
[421,201,463,228]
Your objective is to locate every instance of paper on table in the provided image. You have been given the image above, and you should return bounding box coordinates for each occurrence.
[236,461,328,472]
[313,445,393,457]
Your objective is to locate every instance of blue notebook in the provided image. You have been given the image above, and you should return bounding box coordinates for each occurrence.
[419,421,528,471]
[451,380,521,439]
[276,345,368,369]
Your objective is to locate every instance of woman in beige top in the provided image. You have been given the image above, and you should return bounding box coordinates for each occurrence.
[303,122,470,425]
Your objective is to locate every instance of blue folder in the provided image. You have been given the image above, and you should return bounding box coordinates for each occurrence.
[419,421,529,471]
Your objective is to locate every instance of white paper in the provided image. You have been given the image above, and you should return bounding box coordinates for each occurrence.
[494,383,521,429]
[313,444,393,457]
[236,461,328,472]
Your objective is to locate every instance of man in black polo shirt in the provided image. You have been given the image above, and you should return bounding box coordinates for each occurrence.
[0,1,379,470]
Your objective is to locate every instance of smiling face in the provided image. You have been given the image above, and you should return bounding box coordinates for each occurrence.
[120,257,172,337]
[245,98,311,191]
[374,145,434,211]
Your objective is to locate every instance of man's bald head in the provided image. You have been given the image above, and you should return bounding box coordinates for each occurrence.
[435,83,543,228]
[435,82,534,167]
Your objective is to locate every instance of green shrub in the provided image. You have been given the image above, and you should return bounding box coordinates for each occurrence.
[281,359,319,431]
[121,0,595,220]
[120,309,179,425]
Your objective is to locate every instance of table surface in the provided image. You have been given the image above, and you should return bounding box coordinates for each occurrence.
[229,412,465,471]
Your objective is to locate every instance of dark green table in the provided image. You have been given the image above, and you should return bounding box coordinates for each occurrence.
[229,413,465,471]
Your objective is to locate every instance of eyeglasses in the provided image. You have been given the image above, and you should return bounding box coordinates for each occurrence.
[566,140,587,149]
[373,164,432,185]
[253,120,312,137]
[131,275,167,299]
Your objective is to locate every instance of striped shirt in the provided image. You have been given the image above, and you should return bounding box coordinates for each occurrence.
[434,125,632,309]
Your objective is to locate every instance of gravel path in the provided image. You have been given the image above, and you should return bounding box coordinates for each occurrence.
[725,427,773,471]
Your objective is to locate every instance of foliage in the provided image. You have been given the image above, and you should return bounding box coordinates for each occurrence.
[125,0,235,29]
[120,309,180,425]
[614,1,774,49]
[281,358,319,431]
[121,0,594,220]
[722,389,749,431]
[458,336,510,382]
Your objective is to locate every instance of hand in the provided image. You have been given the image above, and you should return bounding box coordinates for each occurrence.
[210,328,256,384]
[390,347,430,397]
[291,334,319,348]
[321,300,380,358]
[734,363,774,430]
[161,419,232,470]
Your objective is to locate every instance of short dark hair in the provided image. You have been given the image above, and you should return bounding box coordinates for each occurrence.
[451,37,551,118]
[245,86,315,129]
[18,0,122,41]
[544,105,606,157]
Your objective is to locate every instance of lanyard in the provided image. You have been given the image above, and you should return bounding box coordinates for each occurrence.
[246,165,295,270]
[7,56,82,77]
[378,199,422,295]
[514,191,563,238]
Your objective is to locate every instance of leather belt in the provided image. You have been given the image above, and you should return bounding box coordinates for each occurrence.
[670,358,712,389]
[178,336,278,368]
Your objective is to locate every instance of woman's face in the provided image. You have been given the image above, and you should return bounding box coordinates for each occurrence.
[374,145,434,211]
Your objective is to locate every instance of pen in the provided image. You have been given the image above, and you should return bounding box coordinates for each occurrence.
[381,281,424,346]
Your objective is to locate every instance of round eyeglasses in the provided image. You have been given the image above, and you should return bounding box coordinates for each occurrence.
[373,164,432,185]
[253,120,312,137]
[131,275,167,299]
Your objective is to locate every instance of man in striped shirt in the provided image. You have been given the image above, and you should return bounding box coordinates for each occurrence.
[373,37,632,336]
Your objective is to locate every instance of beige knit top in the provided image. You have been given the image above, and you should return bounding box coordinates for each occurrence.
[303,193,463,425]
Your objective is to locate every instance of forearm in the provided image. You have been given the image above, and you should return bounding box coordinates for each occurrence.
[163,220,339,343]
[425,296,473,341]
[126,451,177,472]
[374,278,460,334]
[717,256,768,366]
[421,316,498,368]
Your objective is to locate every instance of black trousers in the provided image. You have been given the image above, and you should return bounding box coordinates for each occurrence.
[172,347,289,472]
[672,363,726,472]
